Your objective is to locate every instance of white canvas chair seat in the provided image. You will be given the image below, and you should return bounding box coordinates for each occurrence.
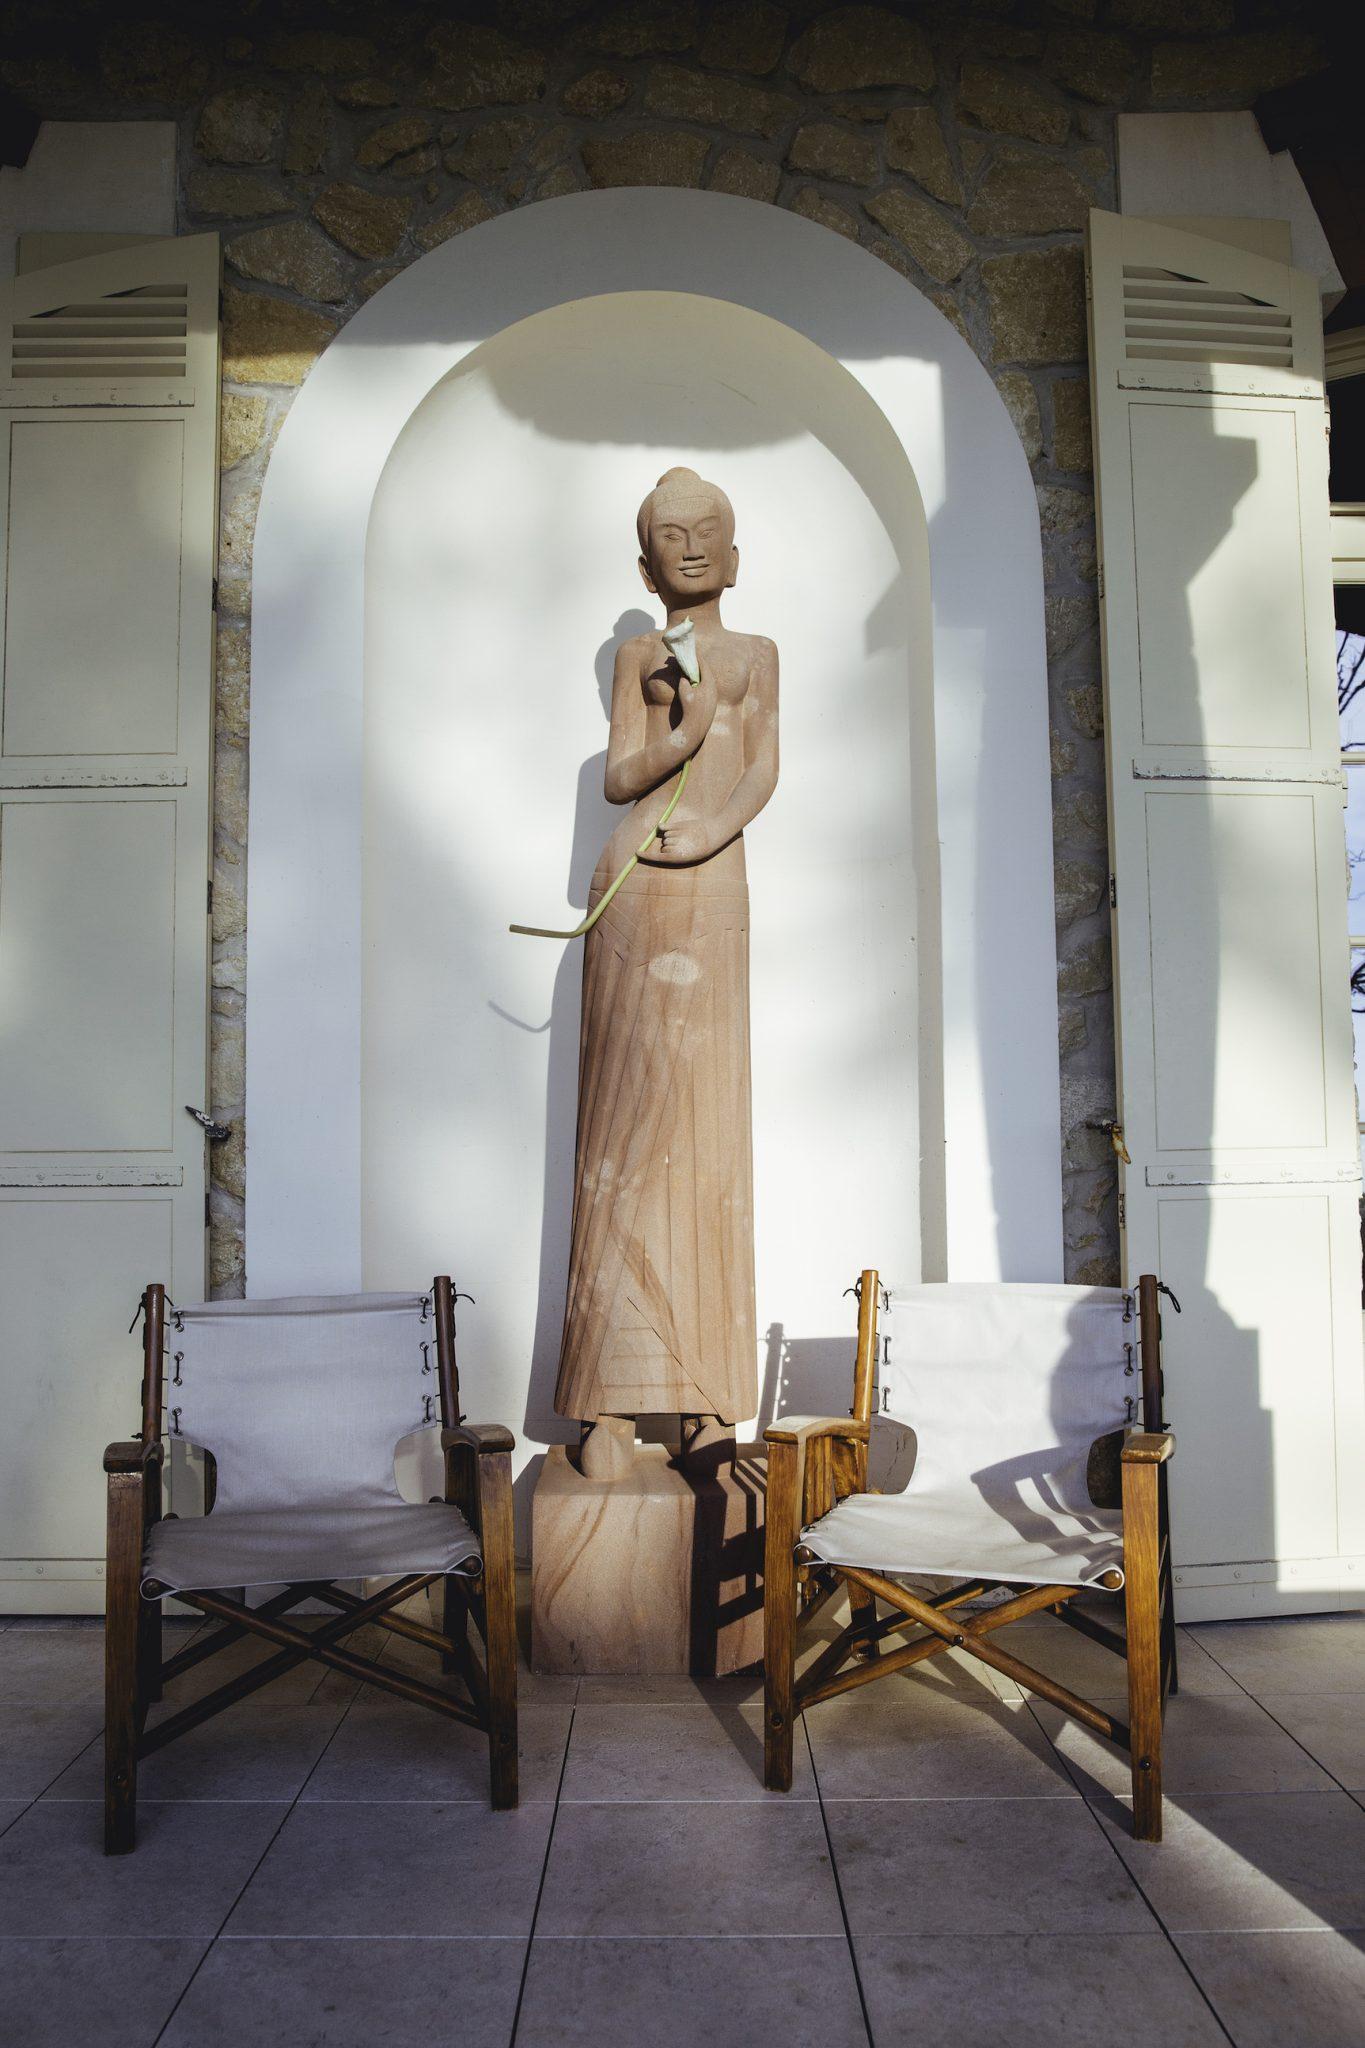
[800,1491,1124,1589]
[801,1282,1133,1592]
[144,1500,482,1597]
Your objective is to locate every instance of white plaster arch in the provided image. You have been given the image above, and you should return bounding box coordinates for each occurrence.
[246,188,1061,1301]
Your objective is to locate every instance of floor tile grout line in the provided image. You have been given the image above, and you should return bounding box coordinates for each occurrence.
[1240,1696,1361,1800]
[149,1632,372,2048]
[1074,1794,1240,2048]
[1035,1698,1240,2048]
[806,1711,878,2048]
[508,1700,577,2048]
[1,1692,116,1839]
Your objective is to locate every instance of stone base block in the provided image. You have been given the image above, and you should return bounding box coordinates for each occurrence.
[531,1441,766,1676]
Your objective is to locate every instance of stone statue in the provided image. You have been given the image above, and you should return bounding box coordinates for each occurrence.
[555,468,779,1480]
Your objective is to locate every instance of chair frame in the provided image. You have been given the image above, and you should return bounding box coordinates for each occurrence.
[104,1274,518,1853]
[763,1270,1178,1840]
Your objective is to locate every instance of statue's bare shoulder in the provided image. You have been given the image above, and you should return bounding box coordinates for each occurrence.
[741,633,779,693]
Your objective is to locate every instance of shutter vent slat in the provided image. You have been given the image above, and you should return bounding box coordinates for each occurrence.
[6,283,190,381]
[1121,263,1293,371]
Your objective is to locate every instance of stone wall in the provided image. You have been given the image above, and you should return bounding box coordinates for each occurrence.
[0,1,1330,1295]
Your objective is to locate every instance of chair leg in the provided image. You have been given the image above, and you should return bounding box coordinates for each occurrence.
[104,1474,143,1855]
[1123,1459,1164,1843]
[763,1440,800,1792]
[137,1595,162,1708]
[475,1454,519,1811]
[442,1574,466,1676]
[1159,1468,1178,1698]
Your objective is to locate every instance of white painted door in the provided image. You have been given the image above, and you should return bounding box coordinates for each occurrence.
[1087,209,1365,1620]
[0,235,220,1612]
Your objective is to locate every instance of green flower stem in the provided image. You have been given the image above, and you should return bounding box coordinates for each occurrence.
[509,756,692,941]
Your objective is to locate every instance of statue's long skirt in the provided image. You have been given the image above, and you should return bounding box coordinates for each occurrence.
[554,866,758,1424]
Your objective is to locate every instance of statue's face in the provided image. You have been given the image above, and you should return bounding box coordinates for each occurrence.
[640,494,737,606]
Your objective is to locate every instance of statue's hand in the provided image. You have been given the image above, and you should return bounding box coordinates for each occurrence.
[654,815,712,865]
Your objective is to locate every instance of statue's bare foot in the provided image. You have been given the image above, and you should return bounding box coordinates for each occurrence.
[579,1414,635,1482]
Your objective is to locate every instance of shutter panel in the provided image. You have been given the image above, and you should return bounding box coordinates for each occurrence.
[0,234,219,1612]
[1088,209,1365,1621]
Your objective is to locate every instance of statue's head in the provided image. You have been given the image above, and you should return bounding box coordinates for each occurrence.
[637,466,737,610]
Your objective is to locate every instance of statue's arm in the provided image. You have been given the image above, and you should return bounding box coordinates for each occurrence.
[603,640,716,805]
[708,638,779,847]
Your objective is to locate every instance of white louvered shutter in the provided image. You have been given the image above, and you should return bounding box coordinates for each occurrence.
[1087,209,1365,1621]
[0,234,220,1612]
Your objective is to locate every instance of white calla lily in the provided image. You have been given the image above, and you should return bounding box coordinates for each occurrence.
[662,615,700,684]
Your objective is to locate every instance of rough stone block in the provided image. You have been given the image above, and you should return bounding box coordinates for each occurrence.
[995,370,1042,462]
[588,3,700,58]
[355,114,434,169]
[790,6,933,93]
[221,286,339,387]
[187,170,289,220]
[699,1,788,77]
[644,62,797,138]
[786,120,879,185]
[227,220,352,303]
[709,148,781,204]
[314,183,411,260]
[1045,26,1136,104]
[968,152,1091,238]
[421,22,546,108]
[413,191,496,249]
[789,186,860,240]
[983,244,1086,364]
[1150,32,1322,106]
[884,105,961,205]
[866,187,974,283]
[582,130,709,188]
[196,84,283,165]
[562,68,632,119]
[957,62,1068,146]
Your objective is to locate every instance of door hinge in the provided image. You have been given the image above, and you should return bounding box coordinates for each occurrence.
[211,576,219,612]
[207,878,214,916]
[1117,1191,1126,1228]
[1108,873,1117,908]
[1097,562,1105,601]
[204,1191,212,1228]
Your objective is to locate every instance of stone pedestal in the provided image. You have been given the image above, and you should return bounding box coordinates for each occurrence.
[531,1442,766,1676]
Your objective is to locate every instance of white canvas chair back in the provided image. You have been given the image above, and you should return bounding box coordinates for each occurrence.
[881,1281,1133,1523]
[168,1292,435,1514]
[804,1281,1133,1588]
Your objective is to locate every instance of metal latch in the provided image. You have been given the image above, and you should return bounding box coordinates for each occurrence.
[185,1105,231,1143]
[1085,1118,1131,1164]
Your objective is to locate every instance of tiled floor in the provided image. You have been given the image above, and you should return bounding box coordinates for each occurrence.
[1,1596,1363,2047]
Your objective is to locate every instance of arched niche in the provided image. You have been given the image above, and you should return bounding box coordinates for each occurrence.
[247,189,1062,1451]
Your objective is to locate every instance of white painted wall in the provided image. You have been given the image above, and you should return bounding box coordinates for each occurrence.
[0,122,175,279]
[363,292,930,1447]
[247,191,1063,1465]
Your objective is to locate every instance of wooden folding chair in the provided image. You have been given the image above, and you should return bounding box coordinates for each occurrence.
[764,1270,1177,1840]
[104,1277,517,1853]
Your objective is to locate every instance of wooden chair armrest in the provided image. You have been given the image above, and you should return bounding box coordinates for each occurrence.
[441,1423,515,1455]
[104,1439,164,1475]
[764,1415,869,1448]
[1122,1430,1174,1465]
